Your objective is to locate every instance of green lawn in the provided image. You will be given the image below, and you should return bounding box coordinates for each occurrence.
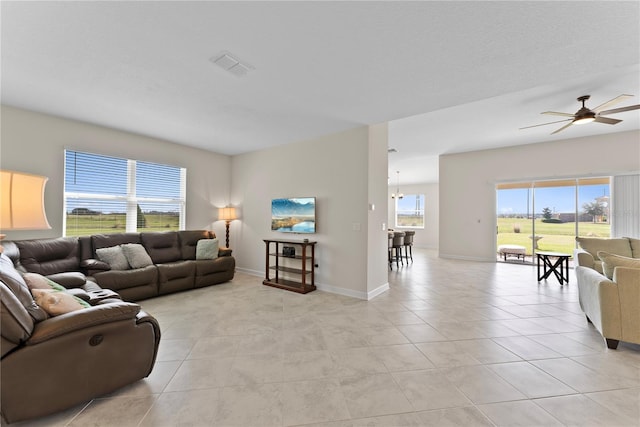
[66,213,179,236]
[497,217,610,255]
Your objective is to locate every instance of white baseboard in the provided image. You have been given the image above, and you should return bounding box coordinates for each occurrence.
[235,267,263,277]
[235,268,389,301]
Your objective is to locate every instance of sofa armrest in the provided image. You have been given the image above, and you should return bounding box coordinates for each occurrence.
[574,248,595,269]
[218,248,233,257]
[27,302,141,345]
[81,258,112,275]
[46,272,87,289]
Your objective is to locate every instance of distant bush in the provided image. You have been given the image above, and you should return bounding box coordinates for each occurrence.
[542,218,563,224]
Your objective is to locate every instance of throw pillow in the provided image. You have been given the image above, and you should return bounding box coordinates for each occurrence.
[23,273,67,292]
[121,243,153,269]
[196,238,219,260]
[0,254,49,322]
[597,251,640,280]
[96,246,130,270]
[627,237,640,259]
[31,288,89,316]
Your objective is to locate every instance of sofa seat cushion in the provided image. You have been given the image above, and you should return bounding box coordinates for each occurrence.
[141,232,181,264]
[598,251,640,280]
[156,261,195,294]
[576,237,633,259]
[195,257,235,276]
[92,265,158,292]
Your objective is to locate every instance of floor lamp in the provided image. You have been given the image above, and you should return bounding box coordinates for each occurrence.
[218,206,237,248]
[1,170,52,252]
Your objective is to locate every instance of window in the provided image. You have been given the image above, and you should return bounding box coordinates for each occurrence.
[395,194,425,228]
[64,150,186,236]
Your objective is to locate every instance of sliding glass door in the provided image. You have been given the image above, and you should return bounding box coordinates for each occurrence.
[496,177,611,263]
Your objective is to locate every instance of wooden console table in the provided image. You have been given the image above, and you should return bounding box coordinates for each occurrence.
[263,239,316,294]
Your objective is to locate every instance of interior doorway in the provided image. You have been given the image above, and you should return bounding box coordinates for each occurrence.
[496,177,611,263]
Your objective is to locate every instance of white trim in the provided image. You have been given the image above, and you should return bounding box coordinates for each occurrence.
[367,282,390,300]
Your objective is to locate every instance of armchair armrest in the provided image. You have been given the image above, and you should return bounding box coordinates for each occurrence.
[613,267,640,343]
[27,302,141,345]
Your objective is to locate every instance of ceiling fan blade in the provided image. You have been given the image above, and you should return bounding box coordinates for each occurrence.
[598,104,640,116]
[594,116,622,125]
[551,121,574,135]
[593,94,634,113]
[519,118,572,130]
[542,111,575,117]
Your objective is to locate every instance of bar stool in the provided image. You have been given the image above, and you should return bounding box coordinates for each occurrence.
[403,231,415,262]
[388,232,394,270]
[391,231,405,268]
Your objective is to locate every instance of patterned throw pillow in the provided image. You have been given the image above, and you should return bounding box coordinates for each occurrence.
[31,288,89,316]
[96,246,130,270]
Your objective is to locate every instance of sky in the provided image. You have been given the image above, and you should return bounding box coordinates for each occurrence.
[497,184,609,216]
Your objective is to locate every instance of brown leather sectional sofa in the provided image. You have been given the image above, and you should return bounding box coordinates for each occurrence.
[0,230,235,423]
[6,229,236,301]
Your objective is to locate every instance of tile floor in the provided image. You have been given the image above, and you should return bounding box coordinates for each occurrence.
[11,249,640,426]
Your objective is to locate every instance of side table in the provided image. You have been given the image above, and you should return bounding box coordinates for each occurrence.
[536,251,570,285]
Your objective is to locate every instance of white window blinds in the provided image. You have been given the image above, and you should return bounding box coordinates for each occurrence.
[64,150,186,236]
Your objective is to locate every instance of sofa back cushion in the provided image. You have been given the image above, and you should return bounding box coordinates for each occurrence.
[576,237,632,259]
[178,230,214,260]
[91,233,141,253]
[1,282,34,357]
[141,232,181,264]
[627,237,640,259]
[15,237,81,276]
[0,254,48,322]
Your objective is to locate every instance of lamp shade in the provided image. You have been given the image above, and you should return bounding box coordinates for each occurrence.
[1,170,51,230]
[218,206,237,222]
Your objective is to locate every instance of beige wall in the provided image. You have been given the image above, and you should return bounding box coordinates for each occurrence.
[439,130,640,261]
[388,182,439,249]
[0,105,232,241]
[231,126,389,299]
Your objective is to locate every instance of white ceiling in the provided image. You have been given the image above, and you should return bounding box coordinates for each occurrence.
[2,1,639,185]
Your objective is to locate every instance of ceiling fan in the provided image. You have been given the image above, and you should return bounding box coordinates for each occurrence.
[520,94,640,135]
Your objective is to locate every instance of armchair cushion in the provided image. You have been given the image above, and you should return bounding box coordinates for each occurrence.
[598,251,640,280]
[96,246,130,271]
[628,237,640,258]
[576,237,633,259]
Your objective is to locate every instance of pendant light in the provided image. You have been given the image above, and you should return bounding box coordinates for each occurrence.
[391,171,404,199]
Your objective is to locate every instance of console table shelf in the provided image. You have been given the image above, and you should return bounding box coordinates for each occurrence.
[263,239,316,294]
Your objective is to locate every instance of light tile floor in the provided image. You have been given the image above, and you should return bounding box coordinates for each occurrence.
[11,249,640,426]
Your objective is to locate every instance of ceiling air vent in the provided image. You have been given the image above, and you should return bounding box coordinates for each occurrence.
[211,52,254,77]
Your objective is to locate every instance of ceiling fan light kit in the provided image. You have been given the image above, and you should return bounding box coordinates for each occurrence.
[521,94,640,134]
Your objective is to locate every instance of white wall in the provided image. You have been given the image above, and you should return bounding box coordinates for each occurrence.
[388,182,439,249]
[231,126,389,299]
[0,105,231,241]
[439,130,640,261]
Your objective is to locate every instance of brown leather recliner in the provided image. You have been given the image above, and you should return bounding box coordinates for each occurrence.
[0,254,161,424]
